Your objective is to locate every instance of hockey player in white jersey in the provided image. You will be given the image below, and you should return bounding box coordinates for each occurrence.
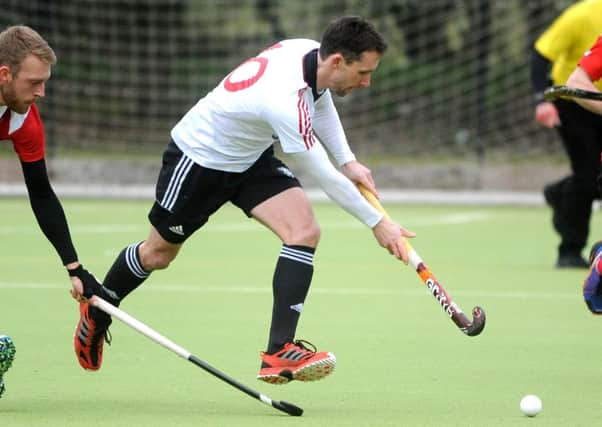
[72,16,415,385]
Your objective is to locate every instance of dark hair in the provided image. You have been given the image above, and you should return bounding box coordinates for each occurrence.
[319,16,387,63]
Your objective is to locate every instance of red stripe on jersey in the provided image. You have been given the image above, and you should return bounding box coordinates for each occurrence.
[579,36,602,82]
[297,89,314,149]
[303,101,314,148]
[0,103,45,162]
[297,89,305,138]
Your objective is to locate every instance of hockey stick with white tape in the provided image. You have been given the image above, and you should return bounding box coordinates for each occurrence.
[89,296,303,416]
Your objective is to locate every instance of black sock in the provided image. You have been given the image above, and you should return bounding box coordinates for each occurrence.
[266,244,315,354]
[90,242,150,318]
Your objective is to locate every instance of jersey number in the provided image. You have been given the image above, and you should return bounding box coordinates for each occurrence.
[223,43,282,92]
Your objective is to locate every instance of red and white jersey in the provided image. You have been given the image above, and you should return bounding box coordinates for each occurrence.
[579,35,602,82]
[0,103,45,162]
[171,39,354,172]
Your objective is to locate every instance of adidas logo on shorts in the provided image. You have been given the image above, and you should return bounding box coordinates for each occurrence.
[168,225,185,236]
[277,166,295,178]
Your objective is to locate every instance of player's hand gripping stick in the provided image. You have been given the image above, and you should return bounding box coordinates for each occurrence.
[358,185,486,337]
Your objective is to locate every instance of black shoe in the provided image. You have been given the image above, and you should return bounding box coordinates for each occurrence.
[556,253,589,269]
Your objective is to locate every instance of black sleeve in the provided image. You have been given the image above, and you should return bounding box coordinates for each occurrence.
[530,48,553,104]
[21,159,78,265]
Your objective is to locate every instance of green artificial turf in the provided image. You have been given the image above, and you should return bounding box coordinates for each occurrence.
[1,197,600,426]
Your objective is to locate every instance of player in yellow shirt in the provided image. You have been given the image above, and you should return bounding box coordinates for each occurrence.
[531,0,602,268]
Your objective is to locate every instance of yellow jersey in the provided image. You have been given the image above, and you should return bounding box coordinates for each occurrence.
[535,0,602,90]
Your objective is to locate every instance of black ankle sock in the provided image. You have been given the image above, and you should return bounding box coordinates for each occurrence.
[90,242,150,318]
[266,245,315,354]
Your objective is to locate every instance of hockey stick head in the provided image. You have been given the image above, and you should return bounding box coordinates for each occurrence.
[274,400,304,416]
[356,183,487,337]
[462,306,486,336]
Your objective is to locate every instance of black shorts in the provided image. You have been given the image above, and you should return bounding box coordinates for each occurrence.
[148,140,301,243]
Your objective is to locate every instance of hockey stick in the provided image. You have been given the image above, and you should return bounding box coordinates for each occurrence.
[358,185,486,336]
[544,85,602,102]
[89,296,303,416]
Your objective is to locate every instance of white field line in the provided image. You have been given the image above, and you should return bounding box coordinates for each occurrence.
[0,212,489,235]
[0,185,547,206]
[0,280,579,300]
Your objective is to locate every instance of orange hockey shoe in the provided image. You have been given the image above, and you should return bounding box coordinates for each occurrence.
[257,340,336,385]
[74,303,112,370]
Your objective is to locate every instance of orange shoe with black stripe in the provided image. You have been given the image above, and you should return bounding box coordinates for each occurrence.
[257,340,336,385]
[74,303,112,370]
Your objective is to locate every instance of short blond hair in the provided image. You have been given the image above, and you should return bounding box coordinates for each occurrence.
[0,25,56,75]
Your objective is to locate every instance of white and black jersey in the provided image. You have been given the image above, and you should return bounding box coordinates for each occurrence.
[170,38,382,228]
[171,39,354,172]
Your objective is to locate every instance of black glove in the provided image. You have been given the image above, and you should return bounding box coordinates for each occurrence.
[68,265,117,327]
[68,265,120,304]
[67,265,103,299]
[597,173,602,196]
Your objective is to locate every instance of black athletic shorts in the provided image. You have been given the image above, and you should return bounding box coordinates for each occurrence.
[148,140,301,243]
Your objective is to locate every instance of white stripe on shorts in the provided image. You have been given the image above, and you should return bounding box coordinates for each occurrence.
[160,155,194,212]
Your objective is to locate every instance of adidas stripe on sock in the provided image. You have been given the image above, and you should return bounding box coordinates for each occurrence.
[267,245,315,354]
[102,242,150,306]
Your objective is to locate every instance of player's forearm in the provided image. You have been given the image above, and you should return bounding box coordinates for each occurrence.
[531,48,553,103]
[28,190,79,265]
[566,67,602,115]
[291,144,382,227]
[313,125,356,167]
[21,159,79,265]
